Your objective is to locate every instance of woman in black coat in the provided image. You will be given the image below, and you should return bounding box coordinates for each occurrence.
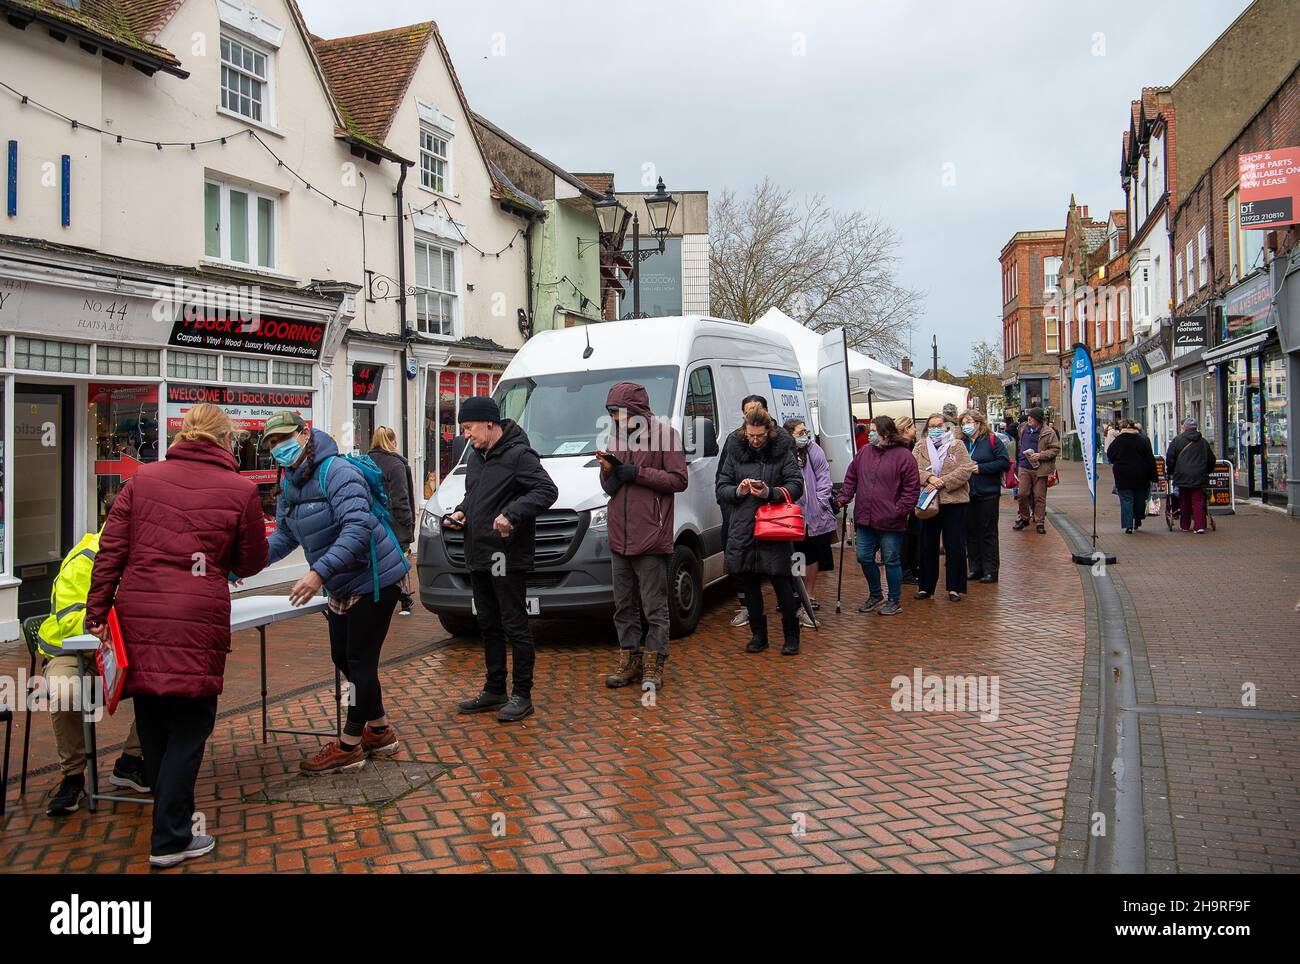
[1106,419,1157,533]
[369,426,417,612]
[716,408,805,655]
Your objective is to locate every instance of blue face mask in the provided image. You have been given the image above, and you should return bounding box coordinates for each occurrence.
[962,424,976,437]
[868,430,880,446]
[271,436,303,467]
[928,428,945,441]
[794,434,812,448]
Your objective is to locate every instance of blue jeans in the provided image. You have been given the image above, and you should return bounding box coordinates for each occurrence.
[855,525,903,602]
[1117,488,1148,530]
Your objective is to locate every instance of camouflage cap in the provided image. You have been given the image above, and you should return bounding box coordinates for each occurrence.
[261,410,306,447]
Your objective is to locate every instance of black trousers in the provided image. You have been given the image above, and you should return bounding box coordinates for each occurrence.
[900,517,921,580]
[470,570,535,698]
[919,502,968,594]
[737,572,800,646]
[134,693,218,857]
[966,494,1001,578]
[326,583,400,738]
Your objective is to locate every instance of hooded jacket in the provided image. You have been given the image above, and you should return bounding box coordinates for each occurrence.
[599,382,689,556]
[453,419,559,572]
[837,439,921,532]
[85,440,268,698]
[268,429,408,597]
[716,426,804,576]
[1166,429,1215,489]
[796,440,837,537]
[1107,430,1157,491]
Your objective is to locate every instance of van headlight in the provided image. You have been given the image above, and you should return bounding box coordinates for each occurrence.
[421,508,440,534]
[589,507,608,531]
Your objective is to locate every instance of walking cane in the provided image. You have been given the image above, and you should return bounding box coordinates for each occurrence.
[835,506,848,613]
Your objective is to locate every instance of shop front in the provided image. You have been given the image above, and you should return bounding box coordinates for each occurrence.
[0,247,345,639]
[1095,362,1128,438]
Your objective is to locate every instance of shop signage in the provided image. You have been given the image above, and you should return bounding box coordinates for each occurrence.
[1221,272,1273,339]
[1173,313,1208,347]
[166,385,313,432]
[1208,460,1234,510]
[1239,147,1299,230]
[352,363,383,402]
[168,310,325,360]
[1143,344,1169,370]
[88,383,159,405]
[1128,360,1143,377]
[1096,364,1124,394]
[0,278,164,343]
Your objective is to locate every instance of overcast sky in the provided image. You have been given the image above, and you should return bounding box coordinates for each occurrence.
[299,0,1250,371]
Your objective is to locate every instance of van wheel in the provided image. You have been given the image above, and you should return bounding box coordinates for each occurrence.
[668,545,703,639]
[438,614,479,638]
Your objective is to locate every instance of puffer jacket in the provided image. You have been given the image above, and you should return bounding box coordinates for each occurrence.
[716,427,804,576]
[369,447,415,548]
[85,440,268,698]
[599,382,689,556]
[837,439,920,532]
[454,419,559,572]
[268,429,407,598]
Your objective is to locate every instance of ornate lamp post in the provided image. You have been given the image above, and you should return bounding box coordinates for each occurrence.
[594,177,679,319]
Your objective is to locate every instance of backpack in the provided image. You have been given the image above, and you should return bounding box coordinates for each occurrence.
[288,453,410,601]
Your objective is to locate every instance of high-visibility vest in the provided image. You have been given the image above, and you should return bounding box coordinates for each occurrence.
[36,531,101,660]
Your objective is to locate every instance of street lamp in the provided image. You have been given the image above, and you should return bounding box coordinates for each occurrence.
[595,177,678,319]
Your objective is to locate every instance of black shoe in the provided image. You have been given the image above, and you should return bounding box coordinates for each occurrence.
[1036,524,1046,534]
[46,775,86,817]
[1134,519,1143,530]
[745,636,769,653]
[948,591,962,602]
[968,571,984,581]
[914,590,931,600]
[1012,519,1029,531]
[1124,527,1133,534]
[109,753,151,793]
[780,640,800,656]
[457,690,509,714]
[496,695,534,723]
[399,594,414,616]
[979,574,998,584]
[857,595,884,613]
[901,573,919,586]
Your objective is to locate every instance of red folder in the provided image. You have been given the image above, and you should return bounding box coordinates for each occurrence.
[95,608,129,715]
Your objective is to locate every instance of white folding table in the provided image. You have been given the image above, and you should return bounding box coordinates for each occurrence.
[64,595,333,812]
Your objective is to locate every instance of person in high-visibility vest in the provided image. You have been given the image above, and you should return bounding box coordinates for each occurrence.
[38,529,149,816]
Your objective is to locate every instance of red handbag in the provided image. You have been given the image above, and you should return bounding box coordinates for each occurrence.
[754,486,805,541]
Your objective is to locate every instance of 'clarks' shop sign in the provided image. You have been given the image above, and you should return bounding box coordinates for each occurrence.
[168,312,325,360]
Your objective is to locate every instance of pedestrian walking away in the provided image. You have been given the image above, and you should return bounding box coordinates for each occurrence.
[835,415,920,617]
[1013,407,1060,534]
[1166,416,1216,533]
[913,414,976,601]
[369,426,417,615]
[785,417,836,628]
[84,403,268,868]
[598,382,688,692]
[717,407,805,655]
[1107,418,1158,533]
[961,409,1010,583]
[264,411,410,775]
[448,396,559,722]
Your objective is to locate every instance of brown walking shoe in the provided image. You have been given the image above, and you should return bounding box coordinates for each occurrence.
[605,649,642,688]
[361,724,400,758]
[642,652,664,691]
[300,740,366,776]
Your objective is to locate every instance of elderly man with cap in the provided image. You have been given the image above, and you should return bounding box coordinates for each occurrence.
[1165,415,1216,533]
[445,396,557,722]
[1012,407,1060,534]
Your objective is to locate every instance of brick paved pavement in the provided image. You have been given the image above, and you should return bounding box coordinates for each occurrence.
[1048,460,1300,874]
[2,494,1087,873]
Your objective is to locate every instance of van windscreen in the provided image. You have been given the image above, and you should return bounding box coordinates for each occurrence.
[494,366,678,457]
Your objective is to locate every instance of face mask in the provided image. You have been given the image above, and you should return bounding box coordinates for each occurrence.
[868,431,880,446]
[928,428,945,441]
[962,424,976,437]
[794,434,812,448]
[271,436,303,467]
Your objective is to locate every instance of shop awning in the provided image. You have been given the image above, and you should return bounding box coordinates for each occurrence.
[1201,330,1273,366]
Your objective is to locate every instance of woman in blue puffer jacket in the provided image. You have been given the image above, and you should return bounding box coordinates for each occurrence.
[262,412,408,776]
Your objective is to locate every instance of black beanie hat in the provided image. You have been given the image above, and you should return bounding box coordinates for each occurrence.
[458,395,500,423]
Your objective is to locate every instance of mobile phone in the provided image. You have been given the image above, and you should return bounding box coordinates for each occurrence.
[441,513,464,530]
[597,450,622,467]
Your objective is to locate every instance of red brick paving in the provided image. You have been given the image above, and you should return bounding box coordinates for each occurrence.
[1,492,1086,873]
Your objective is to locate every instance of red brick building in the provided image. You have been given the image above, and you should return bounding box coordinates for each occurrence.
[999,229,1066,424]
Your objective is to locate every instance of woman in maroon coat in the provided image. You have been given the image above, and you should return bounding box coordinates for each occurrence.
[86,403,268,868]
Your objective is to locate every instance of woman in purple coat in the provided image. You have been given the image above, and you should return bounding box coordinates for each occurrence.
[785,419,836,626]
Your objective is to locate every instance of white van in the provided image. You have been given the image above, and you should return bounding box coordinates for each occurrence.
[416,315,810,639]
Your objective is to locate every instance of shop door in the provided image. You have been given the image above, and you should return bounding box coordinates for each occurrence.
[14,384,74,621]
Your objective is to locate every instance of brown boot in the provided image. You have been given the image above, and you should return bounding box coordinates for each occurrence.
[642,651,664,691]
[605,649,642,688]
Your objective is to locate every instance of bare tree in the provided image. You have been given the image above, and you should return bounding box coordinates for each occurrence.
[964,340,1003,413]
[709,177,924,363]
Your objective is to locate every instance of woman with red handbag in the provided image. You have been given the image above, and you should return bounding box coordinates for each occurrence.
[717,407,805,655]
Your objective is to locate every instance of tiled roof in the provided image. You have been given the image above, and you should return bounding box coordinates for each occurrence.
[313,23,435,144]
[0,0,184,71]
[573,173,615,194]
[1081,223,1109,252]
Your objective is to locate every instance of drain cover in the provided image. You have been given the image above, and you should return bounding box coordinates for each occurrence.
[245,759,449,807]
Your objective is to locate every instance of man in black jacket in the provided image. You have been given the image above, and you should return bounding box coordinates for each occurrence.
[1166,416,1215,533]
[447,396,558,721]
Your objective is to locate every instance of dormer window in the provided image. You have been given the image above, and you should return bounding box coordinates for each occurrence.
[220,34,271,123]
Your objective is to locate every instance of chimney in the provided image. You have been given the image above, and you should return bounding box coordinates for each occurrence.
[900,356,912,374]
[1081,205,1089,219]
